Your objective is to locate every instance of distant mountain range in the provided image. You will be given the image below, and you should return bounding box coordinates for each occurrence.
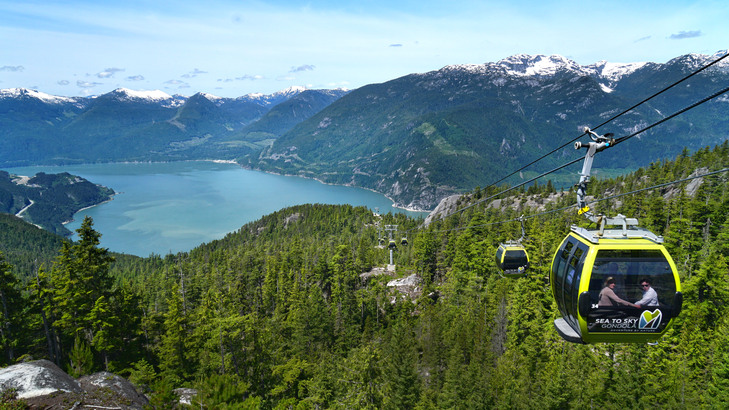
[0,86,348,166]
[2,51,728,210]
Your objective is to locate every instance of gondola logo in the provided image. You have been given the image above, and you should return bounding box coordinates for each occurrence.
[639,309,662,330]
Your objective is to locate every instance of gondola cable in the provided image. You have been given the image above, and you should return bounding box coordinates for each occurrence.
[613,84,729,147]
[419,164,729,235]
[428,83,729,227]
[429,52,729,225]
[482,50,729,193]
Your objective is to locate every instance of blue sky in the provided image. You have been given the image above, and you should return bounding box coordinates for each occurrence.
[1,0,726,98]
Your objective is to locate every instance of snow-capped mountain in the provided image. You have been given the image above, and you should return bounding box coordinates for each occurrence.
[2,50,727,209]
[0,85,348,167]
[256,50,729,210]
[237,85,309,107]
[0,88,84,105]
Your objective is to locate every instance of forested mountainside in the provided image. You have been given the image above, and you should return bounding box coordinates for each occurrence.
[0,87,347,167]
[251,51,729,210]
[0,213,66,276]
[2,142,729,408]
[0,171,115,236]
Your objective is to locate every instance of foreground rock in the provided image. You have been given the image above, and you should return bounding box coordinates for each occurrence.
[78,371,149,408]
[0,360,148,409]
[0,359,81,399]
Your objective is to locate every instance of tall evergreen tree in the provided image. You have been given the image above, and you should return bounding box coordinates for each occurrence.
[0,253,21,365]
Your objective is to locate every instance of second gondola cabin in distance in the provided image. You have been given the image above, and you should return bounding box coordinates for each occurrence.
[495,242,529,277]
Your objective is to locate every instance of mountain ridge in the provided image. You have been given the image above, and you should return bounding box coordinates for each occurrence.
[2,51,727,210]
[0,86,348,167]
[251,50,729,210]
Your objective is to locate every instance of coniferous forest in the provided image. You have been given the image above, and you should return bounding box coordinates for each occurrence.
[2,143,729,408]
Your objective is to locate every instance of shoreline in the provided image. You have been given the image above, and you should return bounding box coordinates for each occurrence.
[62,194,118,226]
[240,165,432,213]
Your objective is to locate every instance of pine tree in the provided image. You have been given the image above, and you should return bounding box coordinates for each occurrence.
[382,318,420,410]
[68,334,94,378]
[0,252,21,365]
[52,217,116,355]
[157,282,190,385]
[26,266,62,364]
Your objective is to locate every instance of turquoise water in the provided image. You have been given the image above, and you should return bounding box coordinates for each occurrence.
[6,162,427,256]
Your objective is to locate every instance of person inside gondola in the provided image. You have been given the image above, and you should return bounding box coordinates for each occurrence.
[598,276,639,307]
[634,278,659,307]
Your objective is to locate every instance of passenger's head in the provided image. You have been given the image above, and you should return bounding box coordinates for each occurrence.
[605,276,616,287]
[640,278,652,289]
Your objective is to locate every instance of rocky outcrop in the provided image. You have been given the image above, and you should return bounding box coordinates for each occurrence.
[174,388,199,405]
[78,371,149,408]
[424,194,464,226]
[387,273,421,302]
[0,360,148,409]
[0,359,81,399]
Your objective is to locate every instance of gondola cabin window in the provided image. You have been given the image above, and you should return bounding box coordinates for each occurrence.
[587,249,676,334]
[503,248,528,270]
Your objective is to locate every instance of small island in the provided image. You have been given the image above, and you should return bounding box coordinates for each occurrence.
[0,170,115,237]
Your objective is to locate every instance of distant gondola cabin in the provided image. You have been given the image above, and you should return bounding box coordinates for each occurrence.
[495,242,529,276]
[551,227,682,344]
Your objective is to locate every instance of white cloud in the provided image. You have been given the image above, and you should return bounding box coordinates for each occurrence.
[289,65,315,73]
[164,79,190,89]
[77,80,102,88]
[96,68,125,78]
[182,68,207,78]
[669,30,702,40]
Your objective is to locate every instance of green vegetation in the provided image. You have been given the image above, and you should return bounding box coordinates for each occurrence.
[0,172,113,236]
[1,143,729,407]
[0,171,115,236]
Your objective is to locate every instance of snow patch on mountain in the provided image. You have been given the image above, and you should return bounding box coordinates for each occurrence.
[113,88,173,101]
[239,85,308,106]
[496,54,587,77]
[440,53,677,85]
[0,88,79,104]
[199,92,222,102]
[276,85,307,96]
[588,61,648,82]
